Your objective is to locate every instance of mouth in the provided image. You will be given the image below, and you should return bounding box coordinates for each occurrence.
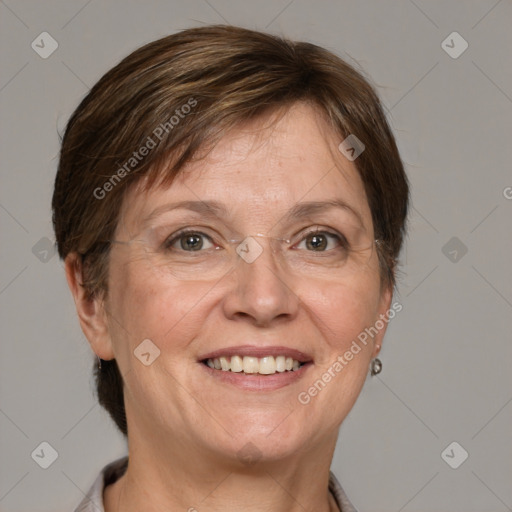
[202,355,307,375]
[198,346,313,387]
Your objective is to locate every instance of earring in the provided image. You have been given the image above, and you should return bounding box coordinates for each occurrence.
[97,355,102,370]
[370,358,382,376]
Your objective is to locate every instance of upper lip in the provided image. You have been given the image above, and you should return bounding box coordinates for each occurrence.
[199,345,313,363]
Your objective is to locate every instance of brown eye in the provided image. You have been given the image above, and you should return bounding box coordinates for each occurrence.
[297,231,343,252]
[306,233,328,251]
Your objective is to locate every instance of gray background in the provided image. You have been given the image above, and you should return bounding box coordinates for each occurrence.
[1,1,511,511]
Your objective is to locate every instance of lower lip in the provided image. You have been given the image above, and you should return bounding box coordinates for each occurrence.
[200,362,313,391]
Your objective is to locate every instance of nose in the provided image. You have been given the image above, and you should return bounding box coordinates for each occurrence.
[221,239,300,327]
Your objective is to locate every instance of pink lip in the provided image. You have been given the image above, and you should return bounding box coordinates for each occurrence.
[198,345,313,363]
[200,361,313,391]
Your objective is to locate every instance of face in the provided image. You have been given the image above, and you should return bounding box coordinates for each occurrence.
[99,102,392,466]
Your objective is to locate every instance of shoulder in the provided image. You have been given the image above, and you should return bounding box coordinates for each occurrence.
[329,471,359,512]
[73,456,128,512]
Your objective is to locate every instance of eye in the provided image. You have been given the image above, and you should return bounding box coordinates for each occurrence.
[295,230,345,252]
[165,230,215,252]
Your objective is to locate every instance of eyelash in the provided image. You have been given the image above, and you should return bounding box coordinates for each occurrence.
[163,227,349,252]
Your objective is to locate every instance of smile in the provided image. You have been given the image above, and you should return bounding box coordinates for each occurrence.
[198,345,313,390]
[203,355,305,375]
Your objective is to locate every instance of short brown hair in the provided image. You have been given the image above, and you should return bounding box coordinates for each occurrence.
[52,24,409,437]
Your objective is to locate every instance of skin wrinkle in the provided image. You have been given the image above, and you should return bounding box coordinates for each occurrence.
[132,198,366,239]
[69,102,392,512]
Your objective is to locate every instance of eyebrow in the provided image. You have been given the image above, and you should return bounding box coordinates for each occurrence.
[141,198,364,229]
[141,200,228,229]
[283,199,364,228]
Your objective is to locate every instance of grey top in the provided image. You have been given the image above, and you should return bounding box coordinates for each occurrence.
[74,456,358,512]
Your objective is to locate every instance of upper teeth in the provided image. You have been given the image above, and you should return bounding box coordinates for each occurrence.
[205,355,302,375]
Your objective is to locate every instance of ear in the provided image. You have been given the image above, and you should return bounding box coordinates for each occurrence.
[64,253,115,360]
[371,283,394,359]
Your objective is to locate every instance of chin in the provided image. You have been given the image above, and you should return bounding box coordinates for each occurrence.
[204,408,318,465]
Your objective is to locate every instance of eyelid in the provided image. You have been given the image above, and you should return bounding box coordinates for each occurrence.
[163,228,217,250]
[159,225,348,250]
[290,226,347,245]
[297,226,341,237]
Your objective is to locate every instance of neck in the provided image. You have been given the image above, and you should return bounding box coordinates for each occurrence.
[104,426,340,512]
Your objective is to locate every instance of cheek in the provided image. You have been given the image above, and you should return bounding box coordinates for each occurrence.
[297,271,383,409]
[301,271,382,353]
[108,261,214,355]
[293,277,381,427]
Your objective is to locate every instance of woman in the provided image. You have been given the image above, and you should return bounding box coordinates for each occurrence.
[53,24,409,512]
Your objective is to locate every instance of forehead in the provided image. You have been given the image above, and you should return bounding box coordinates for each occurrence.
[118,103,372,234]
